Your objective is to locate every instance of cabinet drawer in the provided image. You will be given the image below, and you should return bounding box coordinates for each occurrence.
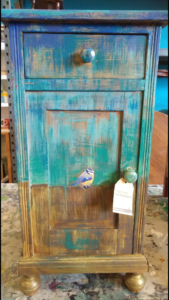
[23,33,147,79]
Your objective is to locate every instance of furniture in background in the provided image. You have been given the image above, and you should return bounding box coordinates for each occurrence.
[157,69,168,77]
[149,112,168,185]
[1,129,12,183]
[31,0,64,9]
[158,109,168,197]
[2,9,168,296]
[163,148,168,197]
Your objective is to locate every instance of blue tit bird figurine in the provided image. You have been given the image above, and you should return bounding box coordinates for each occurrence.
[70,168,95,189]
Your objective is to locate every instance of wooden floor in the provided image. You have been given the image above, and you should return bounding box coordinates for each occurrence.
[149,111,168,185]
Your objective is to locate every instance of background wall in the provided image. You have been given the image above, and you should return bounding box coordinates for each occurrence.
[156,25,168,112]
[23,0,168,10]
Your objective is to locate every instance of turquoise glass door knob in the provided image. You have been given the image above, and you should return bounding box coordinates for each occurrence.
[80,48,95,63]
[124,167,137,183]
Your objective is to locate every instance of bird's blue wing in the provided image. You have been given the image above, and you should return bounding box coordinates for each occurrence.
[70,176,92,186]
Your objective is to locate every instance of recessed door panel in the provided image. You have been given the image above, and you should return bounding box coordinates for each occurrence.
[47,110,122,230]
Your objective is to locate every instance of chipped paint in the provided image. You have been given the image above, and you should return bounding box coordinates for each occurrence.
[1,9,168,26]
[1,183,168,300]
[23,33,146,80]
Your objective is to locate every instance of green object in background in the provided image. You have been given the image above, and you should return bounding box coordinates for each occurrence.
[158,199,168,213]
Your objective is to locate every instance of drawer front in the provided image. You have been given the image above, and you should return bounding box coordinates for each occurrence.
[24,33,147,79]
[25,91,142,256]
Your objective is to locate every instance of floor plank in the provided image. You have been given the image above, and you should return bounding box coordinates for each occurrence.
[149,111,168,185]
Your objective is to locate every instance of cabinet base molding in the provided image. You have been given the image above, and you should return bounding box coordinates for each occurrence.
[19,275,41,296]
[18,254,148,275]
[124,273,146,293]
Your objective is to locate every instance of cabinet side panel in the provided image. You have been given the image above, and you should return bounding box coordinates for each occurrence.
[133,26,162,254]
[9,24,28,182]
[9,24,30,257]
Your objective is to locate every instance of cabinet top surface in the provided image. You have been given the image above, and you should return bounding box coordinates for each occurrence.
[1,9,168,27]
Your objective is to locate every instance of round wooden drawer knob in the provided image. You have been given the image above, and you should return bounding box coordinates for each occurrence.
[124,167,137,183]
[80,48,95,63]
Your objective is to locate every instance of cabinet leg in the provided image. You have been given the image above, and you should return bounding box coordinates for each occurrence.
[19,275,41,296]
[124,273,145,293]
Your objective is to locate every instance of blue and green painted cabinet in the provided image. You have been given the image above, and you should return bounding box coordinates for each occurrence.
[2,10,168,294]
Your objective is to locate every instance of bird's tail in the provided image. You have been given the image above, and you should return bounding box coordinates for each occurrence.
[70,182,77,186]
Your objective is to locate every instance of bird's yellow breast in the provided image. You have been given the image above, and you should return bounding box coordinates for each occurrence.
[81,177,94,187]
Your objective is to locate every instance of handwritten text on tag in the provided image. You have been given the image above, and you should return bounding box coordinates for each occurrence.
[113,178,134,216]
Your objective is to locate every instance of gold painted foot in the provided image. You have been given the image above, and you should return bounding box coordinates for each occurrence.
[124,273,145,293]
[19,275,41,296]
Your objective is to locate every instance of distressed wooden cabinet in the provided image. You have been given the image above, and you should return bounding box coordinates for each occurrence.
[2,10,168,296]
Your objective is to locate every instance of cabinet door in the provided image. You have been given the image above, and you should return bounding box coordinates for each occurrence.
[26,91,142,256]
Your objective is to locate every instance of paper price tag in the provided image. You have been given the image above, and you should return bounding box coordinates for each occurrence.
[113,178,134,216]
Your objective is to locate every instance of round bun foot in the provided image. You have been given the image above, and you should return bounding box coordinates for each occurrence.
[124,273,145,293]
[19,275,41,296]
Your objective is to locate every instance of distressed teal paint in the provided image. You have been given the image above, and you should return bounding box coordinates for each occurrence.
[124,168,138,183]
[120,92,142,173]
[27,200,30,212]
[9,24,29,182]
[17,23,153,34]
[2,10,166,263]
[24,78,145,91]
[26,91,124,185]
[1,9,168,27]
[47,110,121,186]
[25,91,142,186]
[23,33,147,79]
[64,231,99,250]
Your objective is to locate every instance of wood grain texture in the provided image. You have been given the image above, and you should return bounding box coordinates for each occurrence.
[6,14,167,276]
[26,92,124,186]
[2,9,168,27]
[133,27,162,254]
[26,91,142,256]
[149,112,168,184]
[9,24,29,182]
[18,182,30,257]
[9,24,32,253]
[24,33,146,79]
[16,24,153,34]
[18,254,148,275]
[47,110,122,187]
[50,229,117,255]
[120,92,142,173]
[118,92,142,255]
[50,186,118,229]
[163,148,168,197]
[24,79,145,91]
[31,185,50,256]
